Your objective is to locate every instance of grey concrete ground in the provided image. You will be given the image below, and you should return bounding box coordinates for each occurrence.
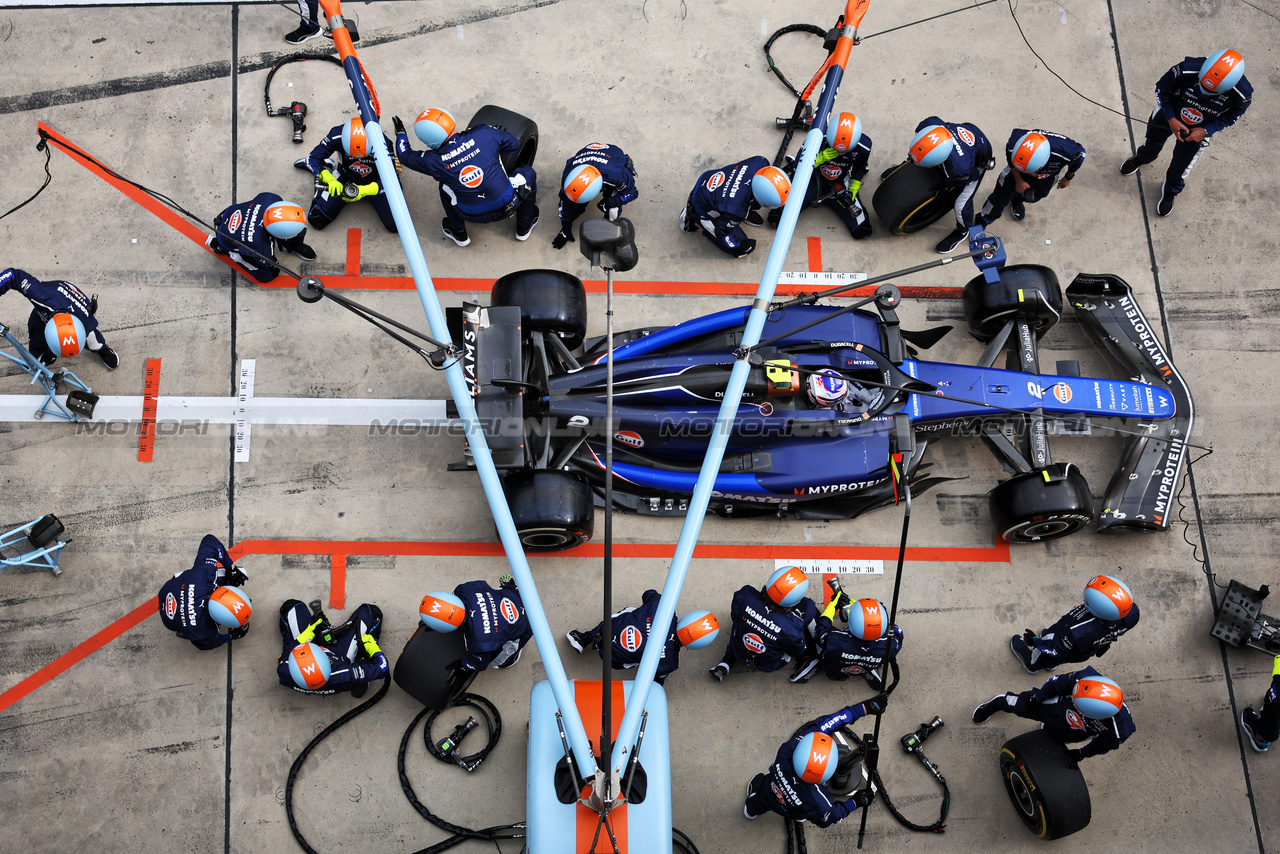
[0,0,1276,851]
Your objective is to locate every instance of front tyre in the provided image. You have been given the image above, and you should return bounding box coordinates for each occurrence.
[989,463,1094,543]
[492,269,588,351]
[502,469,595,551]
[999,730,1091,840]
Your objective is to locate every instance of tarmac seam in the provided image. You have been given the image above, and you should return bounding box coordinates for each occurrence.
[225,9,238,854]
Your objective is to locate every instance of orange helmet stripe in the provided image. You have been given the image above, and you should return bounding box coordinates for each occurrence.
[291,644,328,690]
[802,733,834,782]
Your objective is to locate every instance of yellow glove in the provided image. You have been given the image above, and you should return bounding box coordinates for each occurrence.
[1272,653,1279,678]
[319,169,343,197]
[361,633,382,657]
[814,147,840,167]
[344,182,380,203]
[846,179,863,200]
[296,616,325,644]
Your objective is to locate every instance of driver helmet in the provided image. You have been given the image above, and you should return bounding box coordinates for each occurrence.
[563,164,603,204]
[843,598,889,641]
[263,201,307,240]
[751,166,791,208]
[288,642,332,690]
[676,610,720,649]
[1199,50,1245,94]
[909,124,954,168]
[414,108,457,149]
[419,591,466,632]
[1083,575,1134,622]
[44,313,85,358]
[825,112,863,153]
[792,731,838,784]
[341,116,368,158]
[1071,673,1124,719]
[766,566,809,608]
[1010,131,1051,175]
[207,586,252,629]
[807,369,849,408]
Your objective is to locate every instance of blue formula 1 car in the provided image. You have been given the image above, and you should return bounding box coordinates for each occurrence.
[446,246,1193,551]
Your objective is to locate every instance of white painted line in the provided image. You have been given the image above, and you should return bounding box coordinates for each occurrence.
[235,359,255,463]
[778,270,868,287]
[0,394,450,426]
[777,558,884,575]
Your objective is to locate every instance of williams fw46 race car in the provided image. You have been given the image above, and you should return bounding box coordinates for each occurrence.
[445,248,1193,552]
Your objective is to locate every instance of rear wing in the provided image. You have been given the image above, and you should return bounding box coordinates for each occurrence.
[1066,274,1194,532]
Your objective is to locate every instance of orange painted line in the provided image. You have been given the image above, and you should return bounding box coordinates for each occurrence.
[345,228,361,276]
[0,598,157,714]
[574,680,628,853]
[138,358,161,462]
[808,236,822,272]
[330,554,347,610]
[823,572,836,607]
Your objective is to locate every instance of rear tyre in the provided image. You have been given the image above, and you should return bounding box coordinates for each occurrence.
[999,730,1091,840]
[989,463,1093,543]
[963,264,1064,343]
[468,105,538,172]
[871,161,962,235]
[492,269,588,350]
[503,469,595,551]
[393,624,476,711]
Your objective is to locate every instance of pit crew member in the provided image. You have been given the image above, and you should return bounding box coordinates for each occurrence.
[710,566,818,681]
[277,599,386,697]
[906,116,992,253]
[679,156,790,259]
[771,111,873,240]
[296,117,396,233]
[0,267,119,369]
[1010,575,1140,673]
[566,589,719,685]
[976,128,1086,225]
[791,580,902,690]
[419,576,534,674]
[553,143,639,249]
[157,534,251,650]
[1240,654,1280,754]
[206,193,314,284]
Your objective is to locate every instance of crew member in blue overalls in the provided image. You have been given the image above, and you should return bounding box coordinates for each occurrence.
[295,117,396,233]
[906,116,992,253]
[278,599,387,697]
[743,694,887,823]
[973,667,1136,764]
[1241,654,1280,754]
[419,576,534,674]
[710,566,817,681]
[772,111,874,240]
[679,157,790,258]
[1010,574,1140,673]
[976,128,1086,226]
[553,143,639,249]
[206,193,314,283]
[1121,50,1251,216]
[158,534,251,650]
[0,267,118,368]
[791,581,903,690]
[393,109,539,247]
[565,589,720,685]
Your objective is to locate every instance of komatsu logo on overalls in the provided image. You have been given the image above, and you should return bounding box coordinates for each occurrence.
[442,138,476,160]
[744,607,782,635]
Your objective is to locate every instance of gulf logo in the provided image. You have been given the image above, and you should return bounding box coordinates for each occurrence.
[460,165,484,188]
[1053,383,1072,403]
[614,430,644,448]
[706,171,726,192]
[227,210,243,232]
[165,593,177,619]
[771,782,785,801]
[620,625,643,653]
[500,597,520,624]
[820,164,843,180]
[743,633,767,654]
[957,127,975,146]
[1180,107,1203,126]
[586,143,608,150]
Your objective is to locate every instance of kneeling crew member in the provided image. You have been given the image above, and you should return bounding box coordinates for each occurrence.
[566,589,719,685]
[977,128,1085,225]
[296,117,397,233]
[278,599,387,697]
[419,575,534,674]
[710,566,817,681]
[907,116,992,254]
[680,157,790,259]
[792,581,902,689]
[554,143,639,249]
[207,193,315,283]
[0,267,119,368]
[158,534,251,650]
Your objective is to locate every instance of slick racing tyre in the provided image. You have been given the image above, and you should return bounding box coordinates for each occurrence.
[962,264,1064,343]
[492,269,588,350]
[393,624,476,711]
[989,463,1094,543]
[999,730,1091,840]
[502,469,595,551]
[871,161,962,235]
[468,105,539,172]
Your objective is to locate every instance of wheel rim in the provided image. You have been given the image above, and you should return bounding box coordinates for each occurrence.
[1007,767,1037,818]
[520,527,581,550]
[1019,519,1076,539]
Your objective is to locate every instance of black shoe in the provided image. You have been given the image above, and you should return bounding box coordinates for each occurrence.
[95,344,120,370]
[864,668,885,691]
[1010,635,1038,674]
[1010,200,1025,222]
[516,210,539,241]
[973,695,1005,724]
[1242,708,1271,753]
[291,242,317,261]
[204,234,228,256]
[35,350,56,367]
[1119,156,1141,176]
[1156,183,1175,217]
[678,207,699,234]
[350,681,368,700]
[709,662,730,682]
[285,21,323,45]
[766,208,782,228]
[89,294,99,316]
[744,209,765,227]
[935,227,967,254]
[442,219,470,247]
[566,630,591,653]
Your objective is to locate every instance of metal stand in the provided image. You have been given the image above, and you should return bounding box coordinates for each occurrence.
[1211,579,1280,655]
[0,323,97,421]
[0,514,69,577]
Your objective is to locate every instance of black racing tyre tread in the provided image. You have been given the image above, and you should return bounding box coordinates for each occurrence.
[962,264,1064,343]
[999,730,1091,840]
[393,624,476,711]
[989,463,1094,543]
[468,105,539,172]
[491,269,588,350]
[502,469,595,551]
[871,161,961,235]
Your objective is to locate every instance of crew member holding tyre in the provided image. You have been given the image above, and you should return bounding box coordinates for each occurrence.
[976,129,1086,226]
[277,598,387,697]
[295,117,397,233]
[791,579,902,689]
[710,566,817,681]
[771,111,874,240]
[206,193,315,283]
[1010,575,1139,673]
[1120,50,1251,216]
[974,667,1135,764]
[906,116,992,253]
[1240,654,1280,754]
[566,589,719,685]
[679,157,790,258]
[158,534,251,650]
[420,576,534,674]
[0,267,119,369]
[553,143,638,249]
[743,695,886,824]
[393,109,539,246]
